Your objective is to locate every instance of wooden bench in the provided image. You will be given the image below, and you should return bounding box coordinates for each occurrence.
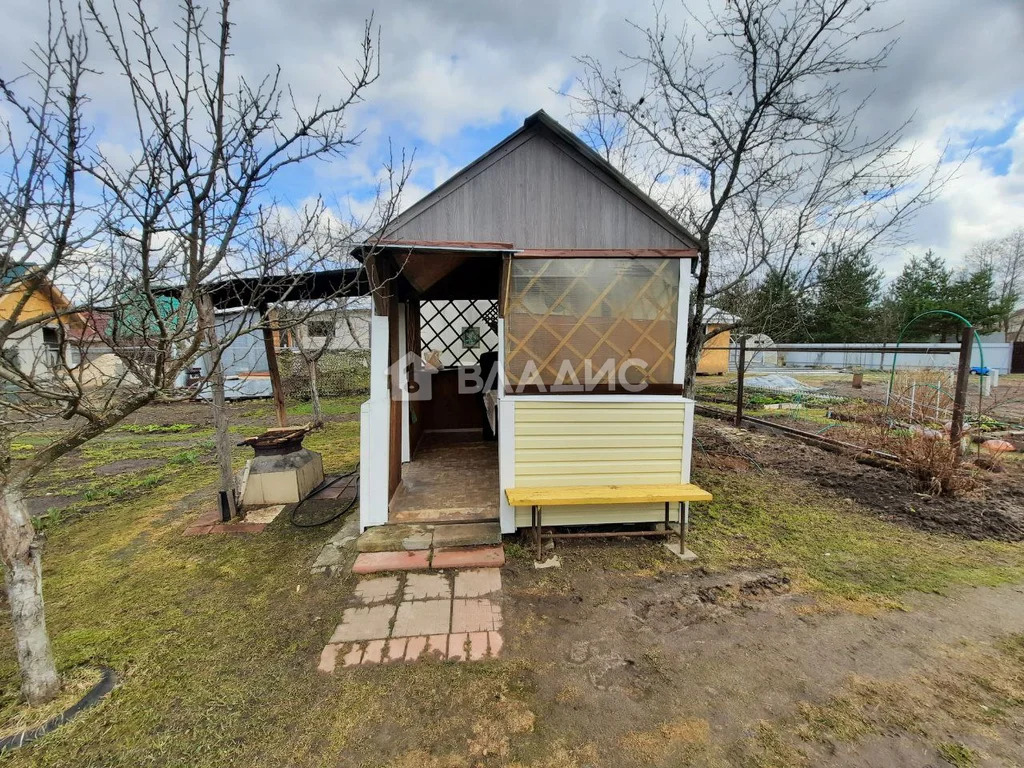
[505,483,714,560]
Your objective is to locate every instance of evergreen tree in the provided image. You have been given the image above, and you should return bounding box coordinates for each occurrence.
[806,249,881,342]
[882,251,953,340]
[881,252,1010,340]
[735,270,808,342]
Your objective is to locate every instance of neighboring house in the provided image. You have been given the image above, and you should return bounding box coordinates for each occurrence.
[195,308,276,399]
[279,301,372,353]
[697,307,740,375]
[356,109,712,540]
[0,266,93,380]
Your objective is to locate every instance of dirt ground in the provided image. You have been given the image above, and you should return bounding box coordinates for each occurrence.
[694,419,1024,542]
[491,563,1024,767]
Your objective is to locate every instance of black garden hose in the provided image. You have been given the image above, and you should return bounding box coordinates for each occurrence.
[288,466,360,528]
[0,667,117,754]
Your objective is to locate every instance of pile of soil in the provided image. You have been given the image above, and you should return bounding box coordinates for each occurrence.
[696,421,1024,542]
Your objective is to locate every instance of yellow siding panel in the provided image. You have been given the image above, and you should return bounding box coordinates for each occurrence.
[515,420,685,436]
[511,399,688,528]
[515,503,667,527]
[516,434,683,450]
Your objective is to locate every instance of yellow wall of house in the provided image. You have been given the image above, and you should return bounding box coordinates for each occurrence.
[0,288,61,323]
[697,324,730,375]
[512,399,686,527]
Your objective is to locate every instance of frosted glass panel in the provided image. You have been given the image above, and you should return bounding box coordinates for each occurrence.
[504,258,680,389]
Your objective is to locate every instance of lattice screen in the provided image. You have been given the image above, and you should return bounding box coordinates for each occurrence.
[504,258,680,387]
[420,299,499,367]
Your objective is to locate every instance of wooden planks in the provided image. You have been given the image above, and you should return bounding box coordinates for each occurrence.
[506,483,712,507]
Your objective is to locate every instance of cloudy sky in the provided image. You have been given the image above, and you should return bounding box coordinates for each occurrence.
[3,0,1024,277]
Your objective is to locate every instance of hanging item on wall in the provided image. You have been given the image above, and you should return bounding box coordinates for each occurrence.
[460,325,482,349]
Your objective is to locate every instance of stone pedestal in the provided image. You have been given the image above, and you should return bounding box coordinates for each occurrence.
[240,448,324,506]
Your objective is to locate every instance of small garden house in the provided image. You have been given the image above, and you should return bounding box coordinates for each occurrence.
[357,111,711,546]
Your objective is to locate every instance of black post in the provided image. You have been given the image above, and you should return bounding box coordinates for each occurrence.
[735,335,747,427]
[950,326,974,459]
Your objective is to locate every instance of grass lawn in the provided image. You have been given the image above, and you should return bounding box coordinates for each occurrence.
[2,400,1024,765]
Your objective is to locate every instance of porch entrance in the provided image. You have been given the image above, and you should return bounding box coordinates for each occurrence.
[374,243,509,527]
[389,433,498,523]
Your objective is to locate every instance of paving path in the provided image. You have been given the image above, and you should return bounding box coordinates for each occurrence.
[318,568,504,671]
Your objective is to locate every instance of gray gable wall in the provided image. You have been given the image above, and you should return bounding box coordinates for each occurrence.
[386,123,694,250]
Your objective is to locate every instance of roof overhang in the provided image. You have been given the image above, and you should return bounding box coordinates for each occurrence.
[513,248,699,259]
[158,267,370,311]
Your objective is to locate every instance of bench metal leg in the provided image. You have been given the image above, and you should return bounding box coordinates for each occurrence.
[532,504,545,561]
[664,501,670,531]
[679,501,688,553]
[537,505,544,560]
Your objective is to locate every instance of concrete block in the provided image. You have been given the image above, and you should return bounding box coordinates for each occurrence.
[431,522,501,549]
[663,540,698,561]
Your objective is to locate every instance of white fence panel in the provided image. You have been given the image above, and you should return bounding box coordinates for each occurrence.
[732,342,1011,374]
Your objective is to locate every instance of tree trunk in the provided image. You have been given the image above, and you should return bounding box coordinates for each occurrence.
[198,296,237,518]
[308,357,324,428]
[0,483,60,705]
[683,247,711,398]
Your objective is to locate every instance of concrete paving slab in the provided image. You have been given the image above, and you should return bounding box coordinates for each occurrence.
[487,631,503,658]
[243,504,286,524]
[447,633,469,661]
[353,576,400,604]
[404,573,451,601]
[453,568,501,597]
[451,598,502,633]
[362,639,386,664]
[392,598,452,637]
[329,604,396,643]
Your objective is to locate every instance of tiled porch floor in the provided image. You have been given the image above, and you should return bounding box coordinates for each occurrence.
[318,568,503,671]
[389,436,499,524]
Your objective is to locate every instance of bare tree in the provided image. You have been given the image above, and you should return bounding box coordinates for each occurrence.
[966,227,1024,337]
[0,0,398,704]
[572,0,949,391]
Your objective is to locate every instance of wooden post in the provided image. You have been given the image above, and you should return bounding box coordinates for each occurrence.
[260,305,288,428]
[198,295,237,520]
[735,334,746,427]
[949,326,974,458]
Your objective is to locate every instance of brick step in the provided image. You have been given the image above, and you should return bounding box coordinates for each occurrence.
[352,544,505,574]
[356,521,501,553]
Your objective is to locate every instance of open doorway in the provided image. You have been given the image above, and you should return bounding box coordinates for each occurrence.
[382,247,506,524]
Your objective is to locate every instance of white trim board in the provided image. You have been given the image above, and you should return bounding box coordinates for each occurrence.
[673,269,691,385]
[503,393,694,404]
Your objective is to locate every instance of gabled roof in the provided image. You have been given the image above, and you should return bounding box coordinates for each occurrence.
[521,110,699,248]
[384,110,700,251]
